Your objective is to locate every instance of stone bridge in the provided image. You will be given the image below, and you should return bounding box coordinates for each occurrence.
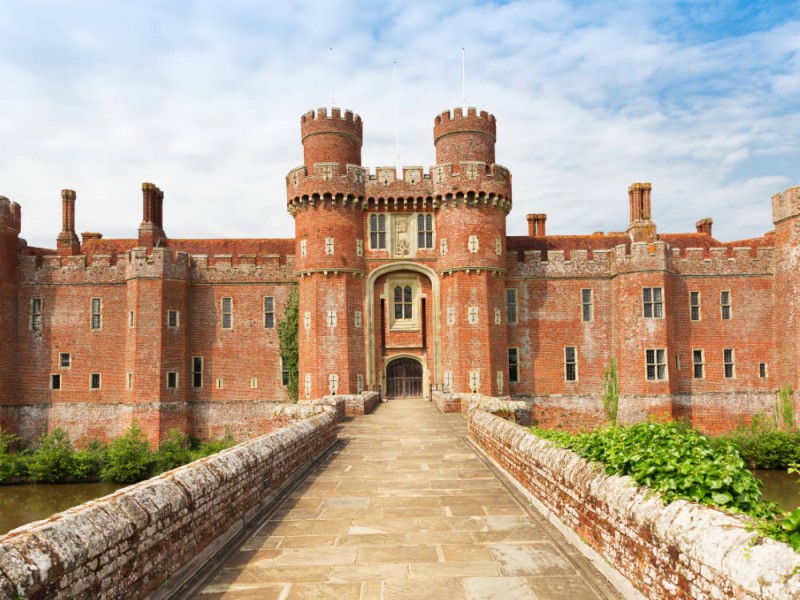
[1,395,799,599]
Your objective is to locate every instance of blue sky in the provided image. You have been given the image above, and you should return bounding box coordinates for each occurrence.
[0,0,798,248]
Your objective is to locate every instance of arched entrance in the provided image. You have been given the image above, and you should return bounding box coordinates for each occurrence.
[386,357,423,398]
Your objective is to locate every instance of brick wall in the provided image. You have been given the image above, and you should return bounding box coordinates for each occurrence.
[0,411,337,599]
[469,410,800,599]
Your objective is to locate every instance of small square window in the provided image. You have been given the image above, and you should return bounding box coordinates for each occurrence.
[646,349,667,381]
[168,310,179,328]
[693,350,704,379]
[167,371,178,389]
[50,374,61,390]
[690,291,701,321]
[643,287,663,318]
[90,373,101,389]
[59,353,71,368]
[759,363,767,378]
[721,291,732,320]
[723,348,735,379]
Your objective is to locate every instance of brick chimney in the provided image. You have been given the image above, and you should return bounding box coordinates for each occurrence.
[527,214,547,237]
[57,189,81,256]
[695,218,713,236]
[138,182,167,248]
[627,182,656,243]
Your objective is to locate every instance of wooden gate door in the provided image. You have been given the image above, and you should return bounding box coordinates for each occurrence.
[386,358,422,398]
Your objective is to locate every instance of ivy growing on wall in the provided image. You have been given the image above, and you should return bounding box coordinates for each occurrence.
[278,286,299,403]
[602,358,619,425]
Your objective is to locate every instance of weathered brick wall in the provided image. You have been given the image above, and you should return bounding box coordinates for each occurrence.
[0,411,337,599]
[0,197,21,432]
[469,410,800,599]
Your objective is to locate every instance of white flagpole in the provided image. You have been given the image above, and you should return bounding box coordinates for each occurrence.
[462,47,466,110]
[394,61,400,165]
[329,47,334,107]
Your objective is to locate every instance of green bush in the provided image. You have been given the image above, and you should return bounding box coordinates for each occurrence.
[27,427,77,483]
[190,429,235,461]
[154,429,192,473]
[533,421,773,518]
[100,423,155,483]
[73,439,108,480]
[711,419,800,469]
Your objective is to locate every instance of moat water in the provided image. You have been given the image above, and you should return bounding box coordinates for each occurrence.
[0,472,797,538]
[0,482,124,536]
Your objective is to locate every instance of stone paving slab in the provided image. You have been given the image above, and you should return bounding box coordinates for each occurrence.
[195,398,623,599]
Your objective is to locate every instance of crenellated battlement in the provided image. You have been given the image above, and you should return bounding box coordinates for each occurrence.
[301,107,363,169]
[301,107,362,129]
[670,245,774,276]
[0,196,21,233]
[433,107,496,135]
[508,248,615,278]
[434,107,497,165]
[772,184,800,225]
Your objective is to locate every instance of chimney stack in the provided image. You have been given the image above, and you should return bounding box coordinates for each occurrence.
[696,218,713,236]
[526,214,547,237]
[138,182,167,248]
[57,189,80,256]
[627,182,656,242]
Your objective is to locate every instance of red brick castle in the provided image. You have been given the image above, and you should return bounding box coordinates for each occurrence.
[1,105,797,442]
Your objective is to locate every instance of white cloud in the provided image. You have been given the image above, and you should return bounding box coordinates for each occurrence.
[0,0,797,248]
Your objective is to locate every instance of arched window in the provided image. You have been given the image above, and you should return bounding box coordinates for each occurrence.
[394,285,413,319]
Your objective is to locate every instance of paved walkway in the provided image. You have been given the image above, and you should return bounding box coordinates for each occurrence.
[195,398,623,600]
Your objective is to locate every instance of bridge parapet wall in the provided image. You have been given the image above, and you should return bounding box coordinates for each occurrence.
[0,412,337,599]
[469,411,800,599]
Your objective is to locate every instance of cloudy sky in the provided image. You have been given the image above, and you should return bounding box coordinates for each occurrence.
[1,0,798,249]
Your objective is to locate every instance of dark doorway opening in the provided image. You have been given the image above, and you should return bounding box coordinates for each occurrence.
[386,358,422,398]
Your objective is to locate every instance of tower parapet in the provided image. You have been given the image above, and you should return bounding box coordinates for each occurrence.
[0,196,21,233]
[434,108,496,165]
[301,107,363,168]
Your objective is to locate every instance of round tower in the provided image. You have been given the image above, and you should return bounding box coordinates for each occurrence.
[432,108,512,397]
[302,107,362,169]
[434,107,496,165]
[286,108,368,400]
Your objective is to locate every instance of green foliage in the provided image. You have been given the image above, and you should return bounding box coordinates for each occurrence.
[602,358,619,425]
[27,427,78,483]
[190,429,235,460]
[100,423,155,484]
[758,463,800,551]
[72,439,108,480]
[278,286,299,402]
[154,429,192,473]
[533,421,773,519]
[0,429,20,454]
[779,385,795,429]
[711,418,800,469]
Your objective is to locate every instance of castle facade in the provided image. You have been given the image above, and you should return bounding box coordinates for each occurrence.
[1,105,798,442]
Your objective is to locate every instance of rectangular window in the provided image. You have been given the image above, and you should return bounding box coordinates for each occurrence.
[642,287,663,318]
[508,348,519,383]
[250,377,258,389]
[30,298,42,331]
[690,291,700,321]
[646,349,667,381]
[721,291,731,320]
[281,359,289,386]
[90,373,101,389]
[59,353,71,368]
[675,353,681,371]
[264,296,275,328]
[167,371,178,389]
[216,377,224,389]
[127,372,133,390]
[221,297,233,329]
[192,357,203,388]
[564,347,577,381]
[581,289,593,322]
[356,239,363,256]
[417,214,433,249]
[693,350,704,379]
[724,348,735,378]
[506,289,518,325]
[129,310,135,328]
[168,310,179,328]
[759,363,767,378]
[50,374,61,390]
[90,298,102,330]
[394,286,413,320]
[369,214,386,249]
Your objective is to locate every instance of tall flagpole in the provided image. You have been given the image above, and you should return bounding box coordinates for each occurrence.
[394,61,400,165]
[329,47,334,107]
[461,47,466,110]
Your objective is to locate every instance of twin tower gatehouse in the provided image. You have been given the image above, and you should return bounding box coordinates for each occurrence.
[0,105,798,443]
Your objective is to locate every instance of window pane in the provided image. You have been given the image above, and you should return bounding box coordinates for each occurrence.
[654,303,663,318]
[643,288,652,303]
[394,286,402,302]
[404,304,412,319]
[404,286,412,303]
[653,288,662,302]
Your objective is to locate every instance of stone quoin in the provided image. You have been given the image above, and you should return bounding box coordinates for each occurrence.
[0,105,797,443]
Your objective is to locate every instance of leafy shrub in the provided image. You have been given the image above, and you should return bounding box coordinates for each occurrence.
[73,439,108,480]
[100,423,155,483]
[712,423,800,469]
[780,385,795,428]
[27,427,77,483]
[154,429,192,473]
[602,358,619,425]
[190,429,235,461]
[533,421,773,518]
